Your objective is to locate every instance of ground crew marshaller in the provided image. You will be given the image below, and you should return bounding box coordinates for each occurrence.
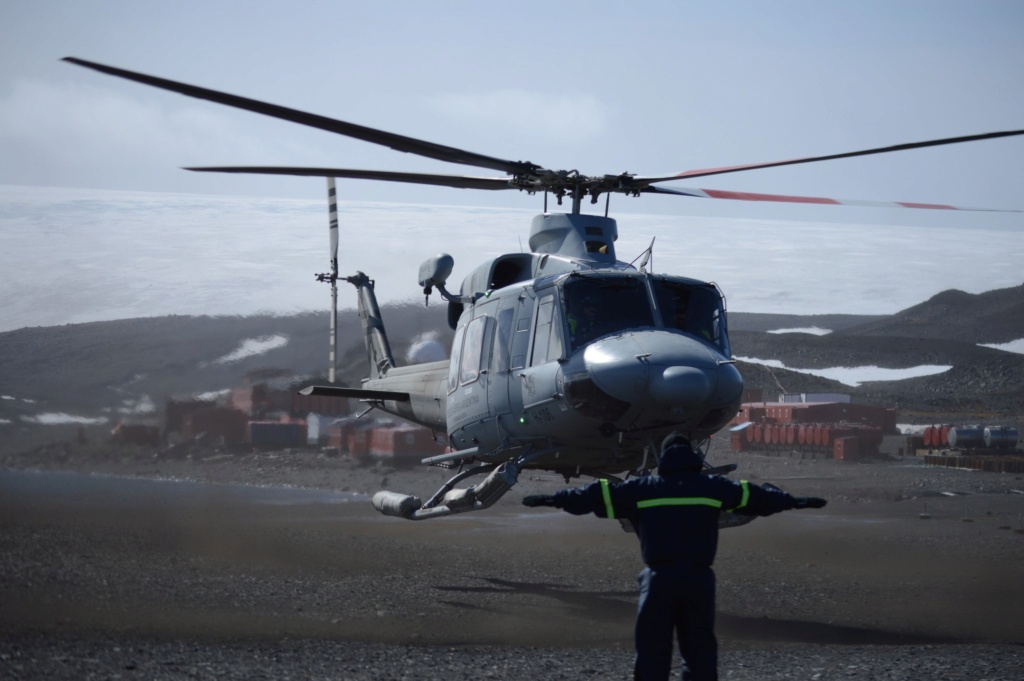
[522,432,827,681]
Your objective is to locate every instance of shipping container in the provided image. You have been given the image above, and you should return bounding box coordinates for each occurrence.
[348,428,372,458]
[307,413,352,445]
[110,423,161,446]
[742,387,764,403]
[834,436,859,461]
[165,397,218,433]
[368,425,446,464]
[248,421,307,449]
[185,407,248,444]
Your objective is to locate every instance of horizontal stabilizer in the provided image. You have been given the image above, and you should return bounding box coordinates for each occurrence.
[298,385,410,402]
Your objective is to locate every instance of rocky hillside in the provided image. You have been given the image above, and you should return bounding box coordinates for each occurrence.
[729,283,1024,422]
[835,283,1024,343]
[2,285,1022,451]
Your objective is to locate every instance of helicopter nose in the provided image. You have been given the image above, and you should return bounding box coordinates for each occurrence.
[648,365,713,407]
[584,331,740,410]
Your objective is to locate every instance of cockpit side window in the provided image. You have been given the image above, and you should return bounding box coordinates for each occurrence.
[459,315,488,385]
[529,293,564,366]
[490,306,515,374]
[447,324,466,393]
[653,280,724,350]
[564,277,654,351]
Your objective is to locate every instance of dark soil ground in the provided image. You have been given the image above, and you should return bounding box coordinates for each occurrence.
[3,441,1024,680]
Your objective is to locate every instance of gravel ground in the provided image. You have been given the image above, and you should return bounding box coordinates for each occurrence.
[3,443,1024,680]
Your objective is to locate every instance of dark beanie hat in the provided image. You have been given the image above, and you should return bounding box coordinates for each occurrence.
[658,432,703,474]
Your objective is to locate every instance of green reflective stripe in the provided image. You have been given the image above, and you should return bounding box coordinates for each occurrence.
[725,480,750,512]
[637,497,723,509]
[600,479,615,519]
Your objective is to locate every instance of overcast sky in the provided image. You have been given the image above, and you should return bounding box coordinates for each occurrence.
[1,0,1022,229]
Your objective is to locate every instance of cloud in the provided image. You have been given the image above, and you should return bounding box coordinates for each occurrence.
[427,90,610,141]
[0,79,305,188]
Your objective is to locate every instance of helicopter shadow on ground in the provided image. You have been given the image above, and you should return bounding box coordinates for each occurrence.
[433,576,635,624]
[433,577,969,646]
[715,613,968,646]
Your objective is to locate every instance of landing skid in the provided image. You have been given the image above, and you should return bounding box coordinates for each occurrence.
[372,447,558,520]
[372,447,757,529]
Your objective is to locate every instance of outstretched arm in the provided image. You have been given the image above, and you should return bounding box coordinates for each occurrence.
[523,479,637,519]
[732,481,826,516]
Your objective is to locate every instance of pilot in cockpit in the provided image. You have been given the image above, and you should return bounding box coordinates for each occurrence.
[568,296,601,347]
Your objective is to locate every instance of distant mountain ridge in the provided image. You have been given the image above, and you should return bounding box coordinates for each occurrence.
[729,283,1024,422]
[1,286,1022,450]
[835,282,1024,343]
[727,312,885,333]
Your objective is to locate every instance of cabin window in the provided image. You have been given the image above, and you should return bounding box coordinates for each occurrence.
[459,315,488,385]
[529,294,564,366]
[652,280,725,350]
[490,256,531,291]
[563,276,654,351]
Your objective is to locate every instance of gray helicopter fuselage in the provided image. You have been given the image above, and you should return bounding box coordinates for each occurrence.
[429,213,744,477]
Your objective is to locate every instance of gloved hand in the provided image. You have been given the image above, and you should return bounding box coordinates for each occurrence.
[522,494,557,507]
[794,497,827,509]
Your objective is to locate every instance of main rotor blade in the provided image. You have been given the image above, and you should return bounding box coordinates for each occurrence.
[641,185,1020,212]
[327,177,339,272]
[185,165,517,190]
[638,129,1024,183]
[63,57,539,176]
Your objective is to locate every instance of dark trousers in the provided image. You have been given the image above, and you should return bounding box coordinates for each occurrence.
[634,565,717,681]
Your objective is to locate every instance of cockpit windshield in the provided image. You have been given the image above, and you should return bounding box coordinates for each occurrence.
[651,278,727,353]
[559,274,729,355]
[563,276,655,350]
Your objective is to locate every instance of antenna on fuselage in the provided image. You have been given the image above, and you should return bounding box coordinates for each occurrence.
[632,237,656,273]
[315,177,340,383]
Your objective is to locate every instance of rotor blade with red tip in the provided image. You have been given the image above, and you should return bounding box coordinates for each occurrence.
[641,185,1020,212]
[62,57,539,176]
[185,166,517,190]
[636,129,1024,184]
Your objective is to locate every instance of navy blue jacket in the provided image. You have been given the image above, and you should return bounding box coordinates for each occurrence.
[553,472,796,567]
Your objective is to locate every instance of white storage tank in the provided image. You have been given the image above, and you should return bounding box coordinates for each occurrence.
[948,426,985,449]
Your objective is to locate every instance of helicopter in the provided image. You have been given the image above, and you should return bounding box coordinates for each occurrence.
[64,57,1022,525]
